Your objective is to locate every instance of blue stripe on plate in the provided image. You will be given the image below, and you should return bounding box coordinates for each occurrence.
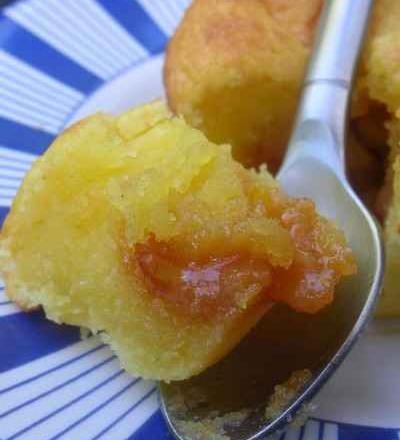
[129,410,175,440]
[0,310,80,373]
[319,422,325,440]
[96,0,167,54]
[0,13,101,94]
[0,1,15,9]
[0,343,106,395]
[0,206,8,225]
[338,422,400,440]
[0,116,54,155]
[91,387,156,440]
[8,369,125,440]
[48,375,139,440]
[1,355,116,417]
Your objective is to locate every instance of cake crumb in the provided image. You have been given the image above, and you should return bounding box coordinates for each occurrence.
[176,410,249,440]
[80,327,92,340]
[265,369,312,421]
[169,369,314,440]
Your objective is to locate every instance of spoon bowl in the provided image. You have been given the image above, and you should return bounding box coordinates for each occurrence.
[160,155,383,440]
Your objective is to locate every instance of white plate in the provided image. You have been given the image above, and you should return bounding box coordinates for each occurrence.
[0,1,399,438]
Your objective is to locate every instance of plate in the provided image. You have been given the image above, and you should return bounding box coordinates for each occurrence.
[0,1,399,439]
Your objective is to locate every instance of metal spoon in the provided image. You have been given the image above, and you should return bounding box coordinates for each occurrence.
[160,1,384,439]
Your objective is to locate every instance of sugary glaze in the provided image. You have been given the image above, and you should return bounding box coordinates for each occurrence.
[134,186,355,321]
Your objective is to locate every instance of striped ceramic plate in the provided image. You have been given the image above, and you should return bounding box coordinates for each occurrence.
[0,1,399,439]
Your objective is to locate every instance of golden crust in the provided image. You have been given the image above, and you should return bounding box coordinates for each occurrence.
[366,1,400,315]
[164,0,376,171]
[378,154,400,316]
[375,115,400,316]
[165,0,322,170]
[364,0,400,113]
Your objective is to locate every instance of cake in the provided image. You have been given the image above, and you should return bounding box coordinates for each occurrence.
[0,102,356,380]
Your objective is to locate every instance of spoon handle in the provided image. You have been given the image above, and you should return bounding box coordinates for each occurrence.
[279,0,374,179]
[307,0,374,85]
